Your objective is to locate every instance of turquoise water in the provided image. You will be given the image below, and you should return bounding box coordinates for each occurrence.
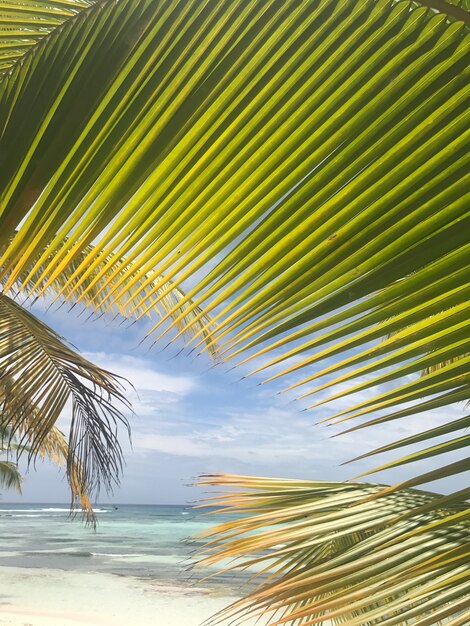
[0,503,249,592]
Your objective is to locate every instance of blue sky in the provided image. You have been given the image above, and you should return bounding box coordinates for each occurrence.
[2,297,466,505]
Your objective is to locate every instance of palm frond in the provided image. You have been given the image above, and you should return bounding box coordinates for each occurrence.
[0,0,467,429]
[38,426,96,523]
[0,459,21,492]
[1,383,96,521]
[0,0,467,521]
[4,235,218,356]
[0,0,98,78]
[0,293,130,499]
[194,474,470,626]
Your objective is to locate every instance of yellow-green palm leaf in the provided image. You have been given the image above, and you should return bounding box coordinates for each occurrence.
[0,0,467,490]
[3,235,218,355]
[0,0,97,77]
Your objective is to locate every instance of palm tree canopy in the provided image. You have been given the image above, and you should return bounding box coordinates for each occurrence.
[0,0,468,619]
[0,0,468,493]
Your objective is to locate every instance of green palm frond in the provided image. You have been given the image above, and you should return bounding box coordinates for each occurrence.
[0,1,466,373]
[194,474,470,626]
[0,459,21,492]
[0,0,467,499]
[3,235,218,356]
[0,0,97,77]
[0,293,130,498]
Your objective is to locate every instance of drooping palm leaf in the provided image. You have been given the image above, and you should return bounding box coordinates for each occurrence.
[0,423,22,492]
[1,381,97,521]
[37,425,97,523]
[194,474,470,626]
[0,424,80,504]
[0,459,21,492]
[0,424,92,518]
[0,292,130,498]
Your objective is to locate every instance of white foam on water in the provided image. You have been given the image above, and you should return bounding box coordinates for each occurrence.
[0,509,42,512]
[91,552,143,557]
[7,514,45,518]
[41,507,109,513]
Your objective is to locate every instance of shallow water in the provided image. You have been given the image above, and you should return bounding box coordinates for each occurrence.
[0,503,250,593]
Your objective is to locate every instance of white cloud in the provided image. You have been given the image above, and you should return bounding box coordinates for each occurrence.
[54,352,197,433]
[83,352,197,395]
[132,405,348,466]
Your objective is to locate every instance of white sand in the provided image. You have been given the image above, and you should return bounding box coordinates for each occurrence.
[0,566,253,626]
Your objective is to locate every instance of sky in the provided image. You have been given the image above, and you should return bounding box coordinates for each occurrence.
[2,296,467,506]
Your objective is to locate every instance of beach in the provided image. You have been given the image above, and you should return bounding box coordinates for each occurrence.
[0,566,246,626]
[0,504,257,626]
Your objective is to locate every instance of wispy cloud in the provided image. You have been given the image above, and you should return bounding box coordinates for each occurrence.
[84,352,197,396]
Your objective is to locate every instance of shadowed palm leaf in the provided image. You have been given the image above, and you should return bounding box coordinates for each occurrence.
[0,424,22,492]
[0,292,130,499]
[195,474,470,626]
[0,460,21,492]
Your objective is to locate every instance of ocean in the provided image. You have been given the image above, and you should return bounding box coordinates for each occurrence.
[0,503,249,593]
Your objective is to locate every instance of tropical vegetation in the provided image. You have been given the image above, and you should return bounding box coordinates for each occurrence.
[0,0,468,623]
[0,425,22,493]
[0,459,21,492]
